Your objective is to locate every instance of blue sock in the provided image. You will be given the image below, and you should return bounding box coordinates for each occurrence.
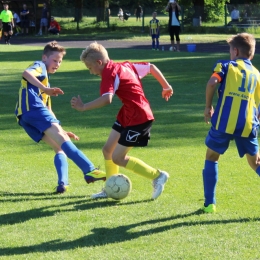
[152,41,155,49]
[61,141,95,174]
[256,166,260,176]
[54,153,68,185]
[156,39,159,49]
[202,160,218,206]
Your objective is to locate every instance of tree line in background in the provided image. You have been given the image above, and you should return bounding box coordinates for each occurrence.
[50,0,260,23]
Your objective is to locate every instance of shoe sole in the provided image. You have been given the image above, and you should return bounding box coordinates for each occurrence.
[91,195,108,199]
[203,206,216,213]
[152,185,163,199]
[85,176,106,184]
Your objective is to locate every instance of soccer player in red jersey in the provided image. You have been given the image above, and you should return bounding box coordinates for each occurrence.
[71,42,173,200]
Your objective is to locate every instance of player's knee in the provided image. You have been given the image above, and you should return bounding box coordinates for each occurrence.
[102,145,112,158]
[112,154,124,167]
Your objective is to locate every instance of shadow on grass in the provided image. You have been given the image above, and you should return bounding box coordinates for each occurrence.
[0,192,152,227]
[1,208,259,256]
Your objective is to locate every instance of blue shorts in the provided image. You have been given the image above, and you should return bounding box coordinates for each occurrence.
[151,34,159,39]
[18,107,60,143]
[205,127,259,158]
[40,18,48,27]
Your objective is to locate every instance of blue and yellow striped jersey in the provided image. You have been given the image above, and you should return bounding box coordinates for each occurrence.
[149,19,160,34]
[211,59,260,138]
[15,61,51,118]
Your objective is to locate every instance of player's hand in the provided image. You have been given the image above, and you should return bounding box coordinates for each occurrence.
[71,95,85,111]
[162,87,173,101]
[204,106,214,124]
[44,87,64,96]
[66,131,80,141]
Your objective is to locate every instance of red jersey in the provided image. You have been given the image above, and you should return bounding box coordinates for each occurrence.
[100,60,154,127]
[50,20,60,31]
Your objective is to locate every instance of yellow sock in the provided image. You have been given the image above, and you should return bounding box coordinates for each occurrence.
[125,156,159,180]
[105,160,119,179]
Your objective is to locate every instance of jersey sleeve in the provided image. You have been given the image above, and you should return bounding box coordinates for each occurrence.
[211,60,229,82]
[26,61,49,90]
[132,62,150,79]
[100,70,116,96]
[26,61,46,78]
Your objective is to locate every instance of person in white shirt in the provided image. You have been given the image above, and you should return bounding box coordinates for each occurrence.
[230,6,239,23]
[165,0,181,52]
[118,8,124,21]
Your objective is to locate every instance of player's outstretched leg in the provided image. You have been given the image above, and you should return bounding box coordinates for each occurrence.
[54,152,69,193]
[202,160,218,213]
[125,156,169,199]
[61,141,106,183]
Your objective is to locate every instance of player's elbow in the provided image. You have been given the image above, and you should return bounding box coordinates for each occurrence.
[150,63,156,72]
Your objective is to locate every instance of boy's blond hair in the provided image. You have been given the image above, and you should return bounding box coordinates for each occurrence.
[227,33,255,59]
[43,41,66,57]
[80,42,109,64]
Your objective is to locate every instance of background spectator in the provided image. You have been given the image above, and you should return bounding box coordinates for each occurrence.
[230,6,239,24]
[13,10,21,36]
[36,2,49,36]
[48,16,60,35]
[166,0,181,52]
[20,4,29,35]
[0,3,14,44]
[118,8,124,21]
[134,2,143,21]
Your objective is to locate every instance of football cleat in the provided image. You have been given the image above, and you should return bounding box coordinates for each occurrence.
[203,204,216,213]
[91,188,108,199]
[55,183,68,194]
[152,170,169,199]
[84,169,106,184]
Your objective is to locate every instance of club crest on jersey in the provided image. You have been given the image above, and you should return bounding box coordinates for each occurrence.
[126,130,141,142]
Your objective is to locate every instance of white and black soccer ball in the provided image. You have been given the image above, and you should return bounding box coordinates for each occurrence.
[169,46,173,51]
[105,174,132,200]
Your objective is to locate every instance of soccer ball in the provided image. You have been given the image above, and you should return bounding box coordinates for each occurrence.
[105,174,132,200]
[169,46,173,51]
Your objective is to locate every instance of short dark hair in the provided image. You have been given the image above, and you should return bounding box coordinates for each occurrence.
[43,41,66,57]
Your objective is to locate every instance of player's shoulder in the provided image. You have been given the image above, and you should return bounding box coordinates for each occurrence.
[26,60,46,72]
[214,59,231,65]
[212,59,231,72]
[213,59,232,68]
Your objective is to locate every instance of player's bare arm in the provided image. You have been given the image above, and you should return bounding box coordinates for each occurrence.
[204,76,219,124]
[71,94,113,112]
[22,70,64,96]
[150,64,173,101]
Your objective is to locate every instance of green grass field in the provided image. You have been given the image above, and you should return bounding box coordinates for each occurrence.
[1,42,260,259]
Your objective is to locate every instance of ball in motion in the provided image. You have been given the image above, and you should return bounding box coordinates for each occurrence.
[105,174,132,200]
